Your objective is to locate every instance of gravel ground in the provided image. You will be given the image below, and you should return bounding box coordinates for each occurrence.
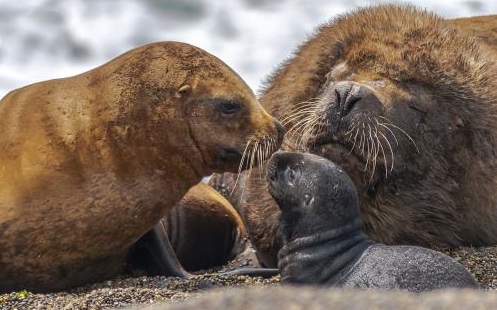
[0,274,280,310]
[0,245,495,310]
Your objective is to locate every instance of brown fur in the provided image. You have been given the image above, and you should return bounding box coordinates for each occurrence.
[0,41,282,292]
[214,5,497,268]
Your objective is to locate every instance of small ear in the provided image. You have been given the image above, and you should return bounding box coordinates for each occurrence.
[175,84,191,98]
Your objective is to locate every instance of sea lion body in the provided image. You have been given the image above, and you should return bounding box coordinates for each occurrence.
[166,182,248,272]
[0,41,283,292]
[268,151,478,291]
[129,182,249,274]
[215,5,497,267]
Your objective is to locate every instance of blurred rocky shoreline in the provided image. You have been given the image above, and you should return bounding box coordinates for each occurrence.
[1,0,497,98]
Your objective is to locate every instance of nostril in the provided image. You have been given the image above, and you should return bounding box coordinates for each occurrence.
[324,81,382,136]
[334,82,364,117]
[343,97,361,115]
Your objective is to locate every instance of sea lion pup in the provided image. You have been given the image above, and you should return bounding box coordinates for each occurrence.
[267,152,478,291]
[212,5,497,268]
[0,41,284,293]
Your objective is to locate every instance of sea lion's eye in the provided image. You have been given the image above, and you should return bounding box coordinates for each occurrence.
[220,101,240,114]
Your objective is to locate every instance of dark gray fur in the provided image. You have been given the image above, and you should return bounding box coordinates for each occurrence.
[267,151,478,292]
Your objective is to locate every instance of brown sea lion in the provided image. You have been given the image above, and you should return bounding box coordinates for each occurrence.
[0,41,284,293]
[213,5,497,268]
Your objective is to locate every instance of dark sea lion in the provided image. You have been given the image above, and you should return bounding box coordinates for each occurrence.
[165,182,248,272]
[212,5,497,268]
[267,151,478,291]
[0,41,284,293]
[129,182,249,274]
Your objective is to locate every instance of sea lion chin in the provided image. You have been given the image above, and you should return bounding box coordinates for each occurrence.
[0,41,283,293]
[211,4,497,268]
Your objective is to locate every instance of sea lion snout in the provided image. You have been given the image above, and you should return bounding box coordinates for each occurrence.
[324,81,383,130]
[266,152,289,185]
[306,81,383,147]
[265,152,305,201]
[266,151,304,182]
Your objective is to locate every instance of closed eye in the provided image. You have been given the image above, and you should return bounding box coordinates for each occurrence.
[408,104,427,115]
[408,104,427,124]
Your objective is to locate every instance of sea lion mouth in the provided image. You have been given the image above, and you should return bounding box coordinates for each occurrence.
[305,130,355,156]
[306,131,339,148]
[307,132,385,185]
[221,147,265,171]
[221,147,243,163]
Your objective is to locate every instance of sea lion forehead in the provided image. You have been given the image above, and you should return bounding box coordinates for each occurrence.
[301,153,340,171]
[273,152,340,179]
[130,41,258,102]
[272,151,306,166]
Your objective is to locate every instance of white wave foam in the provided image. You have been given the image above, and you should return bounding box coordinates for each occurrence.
[0,0,496,97]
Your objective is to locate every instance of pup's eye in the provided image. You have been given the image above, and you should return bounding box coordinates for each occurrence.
[220,101,240,114]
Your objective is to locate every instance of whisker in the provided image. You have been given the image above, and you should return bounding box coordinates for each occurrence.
[237,136,254,174]
[367,123,377,179]
[257,140,263,171]
[359,125,366,155]
[262,137,272,176]
[251,140,260,171]
[379,116,419,153]
[364,125,372,173]
[374,130,389,178]
[280,102,320,125]
[348,125,360,154]
[378,131,395,172]
[231,137,255,197]
[286,117,314,139]
[377,122,399,145]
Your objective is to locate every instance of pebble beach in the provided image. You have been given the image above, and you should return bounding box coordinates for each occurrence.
[0,245,495,310]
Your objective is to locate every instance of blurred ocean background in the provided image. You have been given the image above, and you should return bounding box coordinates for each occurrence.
[1,0,497,98]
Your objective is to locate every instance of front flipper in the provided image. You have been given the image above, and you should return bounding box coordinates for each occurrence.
[128,181,279,278]
[127,221,192,278]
